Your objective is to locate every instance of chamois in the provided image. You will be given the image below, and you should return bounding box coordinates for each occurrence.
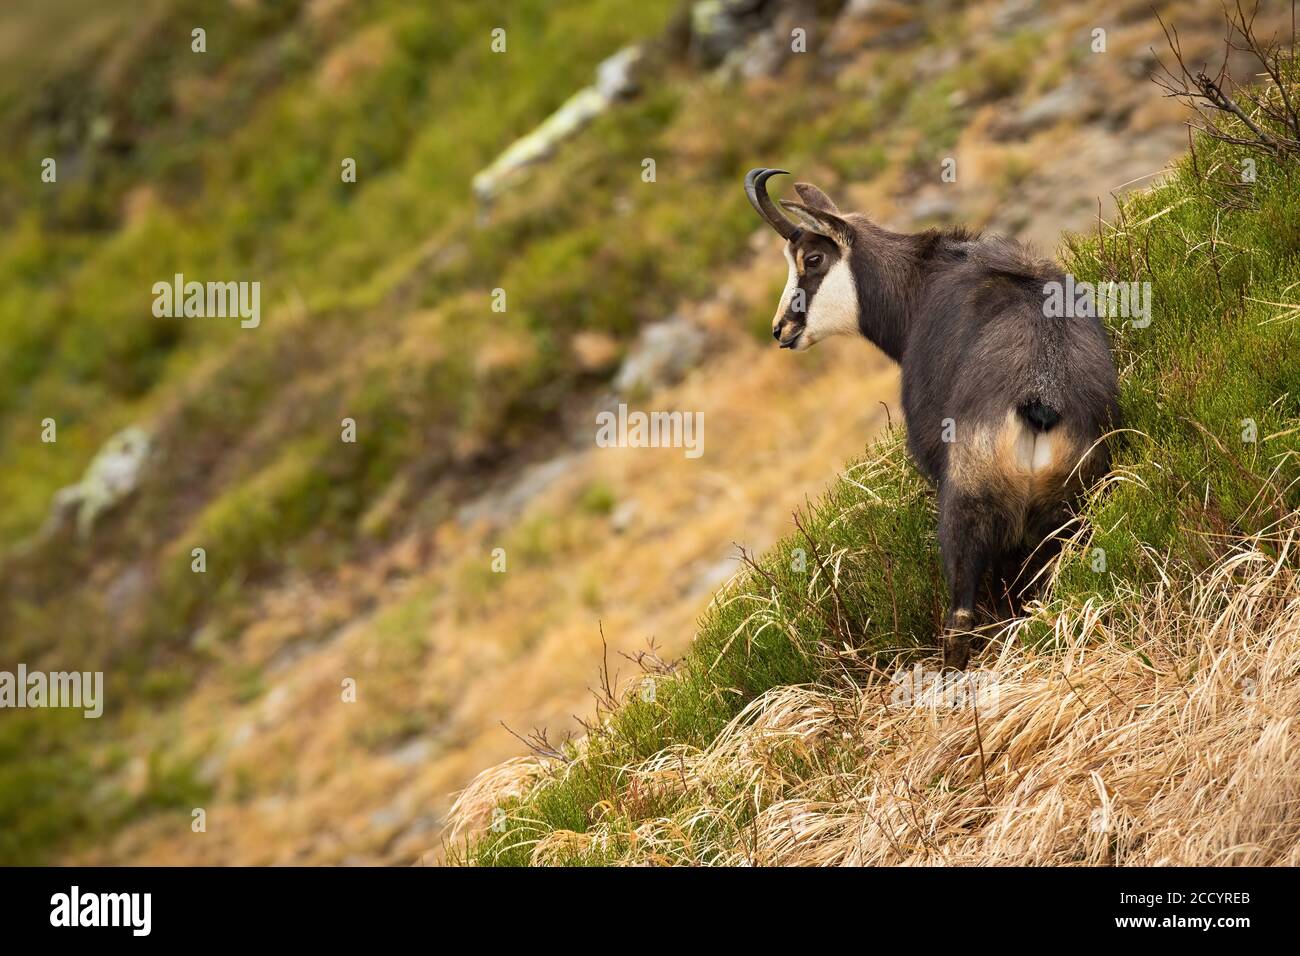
[745,168,1119,668]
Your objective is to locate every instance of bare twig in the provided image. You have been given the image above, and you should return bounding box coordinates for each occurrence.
[1152,2,1300,159]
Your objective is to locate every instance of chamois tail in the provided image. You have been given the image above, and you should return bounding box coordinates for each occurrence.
[1016,399,1061,433]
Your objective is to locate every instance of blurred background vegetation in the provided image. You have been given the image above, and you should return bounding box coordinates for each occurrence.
[2,0,1286,864]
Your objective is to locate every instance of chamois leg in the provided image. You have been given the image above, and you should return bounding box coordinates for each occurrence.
[987,546,1027,621]
[984,504,1068,627]
[1005,502,1070,608]
[937,487,1004,669]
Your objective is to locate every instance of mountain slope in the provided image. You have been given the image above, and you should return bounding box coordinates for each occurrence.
[450,106,1300,866]
[1,0,1290,866]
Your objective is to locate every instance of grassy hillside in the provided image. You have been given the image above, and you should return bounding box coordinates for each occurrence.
[451,112,1300,865]
[0,0,692,865]
[1,0,1288,866]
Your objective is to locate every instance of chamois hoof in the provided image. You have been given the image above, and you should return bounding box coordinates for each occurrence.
[942,631,972,670]
[942,610,975,669]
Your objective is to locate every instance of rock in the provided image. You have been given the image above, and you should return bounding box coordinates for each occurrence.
[688,551,742,599]
[1018,82,1088,129]
[456,454,575,527]
[472,46,644,203]
[265,626,344,675]
[121,756,149,799]
[689,0,775,67]
[994,80,1100,139]
[612,316,708,395]
[690,1,745,66]
[45,426,152,538]
[190,622,222,654]
[386,736,433,768]
[472,88,606,203]
[1125,48,1160,80]
[369,803,406,831]
[719,28,787,80]
[396,814,438,841]
[103,563,150,624]
[832,0,922,50]
[594,45,644,100]
[991,0,1042,30]
[230,722,255,749]
[910,189,958,223]
[259,684,291,726]
[609,499,640,534]
[198,752,227,786]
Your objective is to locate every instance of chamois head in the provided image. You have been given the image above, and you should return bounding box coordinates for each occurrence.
[745,168,861,352]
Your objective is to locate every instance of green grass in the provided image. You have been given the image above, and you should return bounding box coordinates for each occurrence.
[461,126,1300,866]
[0,710,209,865]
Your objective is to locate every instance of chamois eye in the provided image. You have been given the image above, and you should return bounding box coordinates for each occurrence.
[805,253,823,268]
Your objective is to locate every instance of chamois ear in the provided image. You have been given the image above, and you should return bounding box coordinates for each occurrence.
[792,182,839,214]
[780,199,854,248]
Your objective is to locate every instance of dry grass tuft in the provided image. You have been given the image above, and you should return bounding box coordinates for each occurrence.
[446,756,551,845]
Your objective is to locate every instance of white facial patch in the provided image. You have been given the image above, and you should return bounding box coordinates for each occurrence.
[800,255,860,347]
[774,245,860,350]
[774,245,798,326]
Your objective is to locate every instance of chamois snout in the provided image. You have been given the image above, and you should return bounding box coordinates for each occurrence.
[773,312,804,350]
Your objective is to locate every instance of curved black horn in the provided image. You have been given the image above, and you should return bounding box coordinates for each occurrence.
[744,167,798,240]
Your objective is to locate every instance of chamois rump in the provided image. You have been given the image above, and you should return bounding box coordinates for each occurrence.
[745,168,1119,668]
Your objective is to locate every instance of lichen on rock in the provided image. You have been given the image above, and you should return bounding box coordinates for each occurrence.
[46,426,153,538]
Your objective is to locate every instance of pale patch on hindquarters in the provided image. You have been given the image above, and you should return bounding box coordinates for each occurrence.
[947,410,1089,538]
[1008,416,1058,472]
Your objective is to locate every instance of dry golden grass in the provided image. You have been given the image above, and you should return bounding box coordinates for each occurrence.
[455,513,1300,866]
